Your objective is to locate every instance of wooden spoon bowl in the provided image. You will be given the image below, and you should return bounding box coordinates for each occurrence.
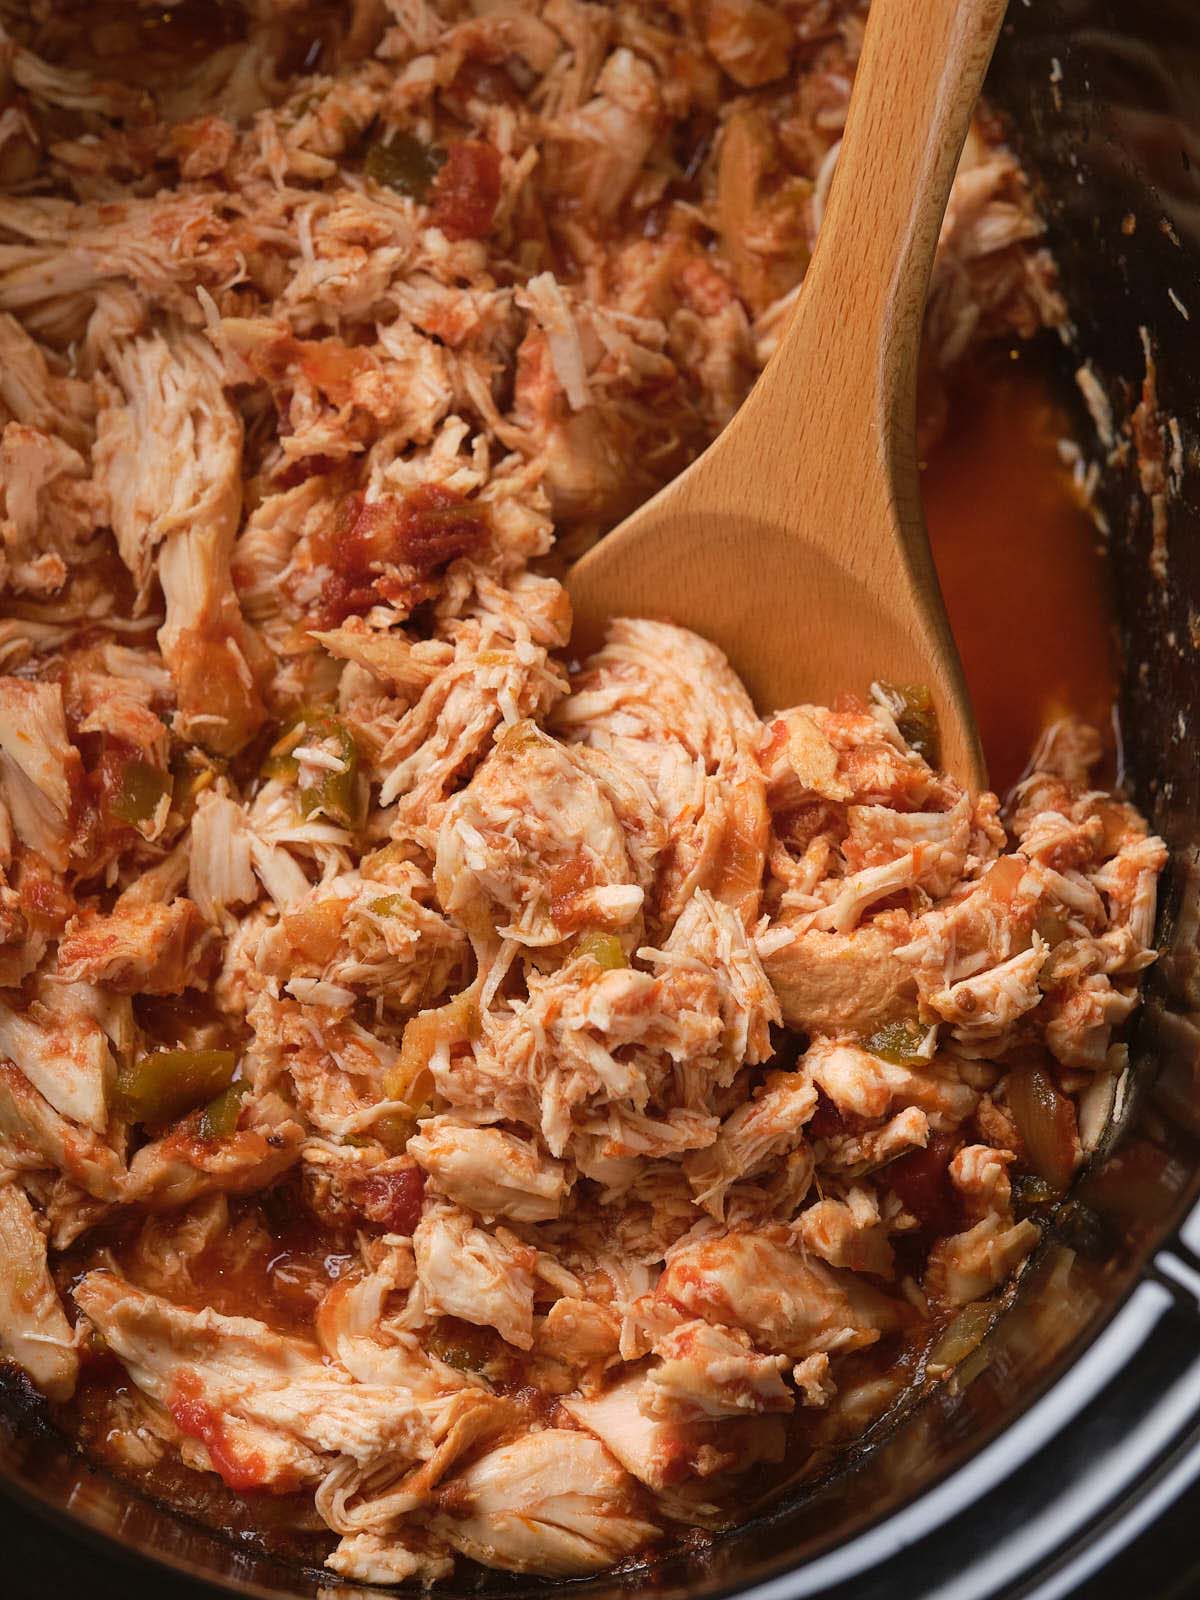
[567,0,1007,791]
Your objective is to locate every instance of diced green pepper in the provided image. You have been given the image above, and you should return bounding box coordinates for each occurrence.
[116,1049,237,1128]
[264,707,367,828]
[866,1018,930,1066]
[364,132,445,199]
[170,754,216,822]
[426,1323,489,1372]
[295,713,365,830]
[344,1116,416,1152]
[574,931,628,971]
[111,760,172,827]
[261,715,305,782]
[369,1112,417,1154]
[196,1081,249,1141]
[369,894,410,917]
[879,681,941,764]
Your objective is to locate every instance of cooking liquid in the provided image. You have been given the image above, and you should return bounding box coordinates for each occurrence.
[922,353,1118,795]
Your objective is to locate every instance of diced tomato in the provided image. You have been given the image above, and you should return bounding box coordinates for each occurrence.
[318,484,489,626]
[245,333,373,408]
[806,1092,873,1139]
[352,1165,425,1234]
[64,734,142,871]
[760,718,789,766]
[282,898,349,964]
[451,57,519,107]
[887,1133,960,1234]
[548,851,600,933]
[296,338,374,406]
[431,140,502,241]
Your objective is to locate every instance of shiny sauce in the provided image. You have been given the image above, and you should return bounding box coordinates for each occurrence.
[922,354,1118,795]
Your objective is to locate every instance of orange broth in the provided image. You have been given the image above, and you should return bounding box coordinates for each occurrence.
[922,356,1118,795]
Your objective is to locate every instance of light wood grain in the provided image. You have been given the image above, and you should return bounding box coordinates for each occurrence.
[566,0,1007,791]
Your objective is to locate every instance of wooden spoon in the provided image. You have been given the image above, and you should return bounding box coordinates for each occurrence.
[566,0,1007,790]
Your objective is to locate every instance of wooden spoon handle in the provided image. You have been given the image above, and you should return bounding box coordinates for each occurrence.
[565,0,1002,791]
[739,0,1009,571]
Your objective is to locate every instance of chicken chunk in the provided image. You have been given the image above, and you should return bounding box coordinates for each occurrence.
[122,1118,305,1212]
[188,790,259,924]
[556,620,767,930]
[643,1320,792,1421]
[94,330,266,754]
[564,1367,786,1490]
[804,1037,978,1129]
[925,1145,1042,1307]
[435,723,643,947]
[797,1187,896,1279]
[0,423,105,596]
[408,1118,566,1223]
[684,1069,816,1219]
[0,313,94,452]
[456,890,777,1160]
[0,1179,78,1401]
[255,868,466,1014]
[316,1241,461,1394]
[0,1062,123,1201]
[538,1296,623,1371]
[433,1428,658,1577]
[413,1202,536,1350]
[56,901,217,995]
[325,1532,453,1586]
[74,1271,444,1492]
[73,1270,326,1489]
[656,1228,902,1359]
[0,678,77,870]
[0,995,112,1134]
[378,621,568,836]
[758,922,917,1035]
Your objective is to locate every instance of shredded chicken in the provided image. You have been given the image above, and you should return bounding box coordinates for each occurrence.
[0,0,1154,1587]
[0,1177,78,1401]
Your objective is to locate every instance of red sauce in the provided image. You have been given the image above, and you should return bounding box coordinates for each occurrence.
[922,358,1118,794]
[431,141,503,241]
[168,1370,271,1493]
[26,0,245,76]
[17,857,75,933]
[64,730,163,875]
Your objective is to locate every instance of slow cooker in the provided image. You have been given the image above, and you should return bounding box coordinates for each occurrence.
[4,1,1200,1595]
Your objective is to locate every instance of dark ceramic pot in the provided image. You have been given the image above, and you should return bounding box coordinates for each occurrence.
[5,3,1200,1595]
